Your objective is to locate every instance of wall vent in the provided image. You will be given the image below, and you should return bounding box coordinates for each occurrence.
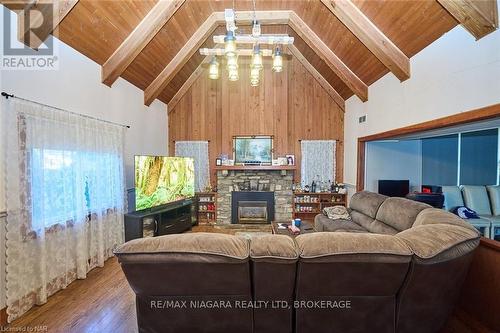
[359,115,367,123]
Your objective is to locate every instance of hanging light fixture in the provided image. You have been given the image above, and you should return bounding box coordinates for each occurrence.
[201,3,294,85]
[226,55,238,71]
[224,31,237,58]
[250,67,260,86]
[251,44,263,70]
[208,57,219,80]
[272,47,283,73]
[228,67,239,81]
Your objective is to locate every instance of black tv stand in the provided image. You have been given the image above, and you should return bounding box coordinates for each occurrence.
[124,199,195,242]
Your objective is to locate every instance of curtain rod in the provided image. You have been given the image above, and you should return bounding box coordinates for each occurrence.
[1,92,131,129]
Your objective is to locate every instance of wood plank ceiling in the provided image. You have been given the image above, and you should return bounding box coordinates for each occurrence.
[7,0,498,107]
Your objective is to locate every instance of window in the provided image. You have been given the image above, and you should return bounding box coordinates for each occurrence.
[460,129,498,185]
[422,134,459,186]
[31,148,122,229]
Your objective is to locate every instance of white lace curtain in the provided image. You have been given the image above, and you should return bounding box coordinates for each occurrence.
[3,98,126,322]
[301,140,337,186]
[175,141,210,192]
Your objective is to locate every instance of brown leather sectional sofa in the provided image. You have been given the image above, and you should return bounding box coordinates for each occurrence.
[115,191,480,333]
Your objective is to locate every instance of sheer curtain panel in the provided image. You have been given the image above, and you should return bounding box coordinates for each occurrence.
[300,140,337,186]
[3,98,126,322]
[175,141,210,192]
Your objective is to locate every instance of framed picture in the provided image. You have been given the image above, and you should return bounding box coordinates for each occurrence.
[286,154,295,166]
[233,136,273,165]
[215,157,222,166]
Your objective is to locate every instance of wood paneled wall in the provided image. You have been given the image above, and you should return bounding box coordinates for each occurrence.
[168,56,344,187]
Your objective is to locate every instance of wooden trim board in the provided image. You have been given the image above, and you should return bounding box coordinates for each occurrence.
[356,103,500,191]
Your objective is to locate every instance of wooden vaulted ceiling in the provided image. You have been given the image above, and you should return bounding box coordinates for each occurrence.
[6,0,499,108]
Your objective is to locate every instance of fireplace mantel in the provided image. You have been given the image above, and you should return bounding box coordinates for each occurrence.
[214,165,296,171]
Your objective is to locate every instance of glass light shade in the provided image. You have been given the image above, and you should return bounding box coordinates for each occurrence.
[226,56,238,71]
[250,67,260,80]
[224,31,237,57]
[208,58,219,80]
[272,48,283,72]
[272,53,283,72]
[251,50,263,70]
[228,67,239,81]
[250,77,260,86]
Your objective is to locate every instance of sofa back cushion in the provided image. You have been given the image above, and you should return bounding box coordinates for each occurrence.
[250,235,297,333]
[442,186,465,211]
[115,233,253,333]
[413,208,479,232]
[396,223,479,264]
[114,233,250,296]
[295,232,411,333]
[462,185,492,215]
[375,198,431,232]
[350,211,398,235]
[487,185,500,216]
[349,191,387,219]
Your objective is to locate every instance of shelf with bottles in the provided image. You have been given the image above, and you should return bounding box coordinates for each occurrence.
[196,192,217,225]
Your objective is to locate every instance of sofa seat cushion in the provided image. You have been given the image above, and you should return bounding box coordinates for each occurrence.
[396,224,479,263]
[462,185,492,215]
[296,232,412,263]
[250,234,298,262]
[114,233,250,263]
[351,211,399,235]
[349,191,387,219]
[486,185,500,216]
[376,197,431,232]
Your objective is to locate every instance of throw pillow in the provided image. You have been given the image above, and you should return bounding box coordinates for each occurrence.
[323,206,351,220]
[452,206,480,219]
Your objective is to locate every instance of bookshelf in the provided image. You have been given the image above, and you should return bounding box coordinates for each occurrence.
[196,192,217,225]
[293,192,347,223]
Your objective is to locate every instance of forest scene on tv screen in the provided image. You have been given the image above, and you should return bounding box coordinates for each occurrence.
[135,156,194,211]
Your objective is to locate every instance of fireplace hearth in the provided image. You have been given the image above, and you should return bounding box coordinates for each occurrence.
[231,192,275,224]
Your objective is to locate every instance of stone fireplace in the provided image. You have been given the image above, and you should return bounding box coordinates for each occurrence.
[216,169,293,224]
[231,191,275,224]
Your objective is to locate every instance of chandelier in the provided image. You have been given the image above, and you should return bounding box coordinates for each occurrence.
[199,2,294,86]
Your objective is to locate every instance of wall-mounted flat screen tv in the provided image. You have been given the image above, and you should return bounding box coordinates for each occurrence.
[233,136,273,165]
[135,156,195,211]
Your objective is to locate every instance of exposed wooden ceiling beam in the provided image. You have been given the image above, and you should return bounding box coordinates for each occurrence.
[288,11,368,102]
[288,45,345,111]
[102,0,186,87]
[144,12,221,106]
[144,11,292,106]
[167,43,224,112]
[17,0,79,49]
[437,0,498,40]
[321,0,410,81]
[167,56,211,112]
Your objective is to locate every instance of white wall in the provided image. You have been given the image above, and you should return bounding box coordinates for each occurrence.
[365,140,422,193]
[0,6,168,309]
[344,10,500,186]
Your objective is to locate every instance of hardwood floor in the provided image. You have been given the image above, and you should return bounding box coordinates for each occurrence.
[6,257,137,333]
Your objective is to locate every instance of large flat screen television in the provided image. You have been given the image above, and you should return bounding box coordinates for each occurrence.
[378,180,410,197]
[135,156,195,211]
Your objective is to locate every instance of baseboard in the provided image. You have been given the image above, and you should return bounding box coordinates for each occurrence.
[0,307,7,326]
